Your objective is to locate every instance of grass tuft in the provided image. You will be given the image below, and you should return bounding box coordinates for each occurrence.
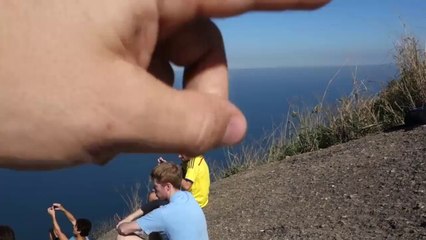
[212,34,425,178]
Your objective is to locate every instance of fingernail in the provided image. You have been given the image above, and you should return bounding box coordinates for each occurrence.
[222,115,247,145]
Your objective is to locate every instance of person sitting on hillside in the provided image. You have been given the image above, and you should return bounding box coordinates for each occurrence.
[47,203,92,240]
[178,154,210,208]
[116,199,169,240]
[150,155,210,208]
[0,225,15,240]
[121,154,210,239]
[116,162,208,240]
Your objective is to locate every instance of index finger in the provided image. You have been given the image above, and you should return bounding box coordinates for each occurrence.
[193,0,331,17]
[158,0,331,27]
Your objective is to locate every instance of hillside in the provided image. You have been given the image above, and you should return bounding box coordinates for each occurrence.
[204,126,426,239]
[103,126,425,239]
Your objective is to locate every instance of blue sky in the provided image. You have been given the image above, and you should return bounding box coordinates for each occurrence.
[213,0,426,68]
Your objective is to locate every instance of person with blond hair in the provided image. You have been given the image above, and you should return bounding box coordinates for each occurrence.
[116,162,208,240]
[150,155,210,208]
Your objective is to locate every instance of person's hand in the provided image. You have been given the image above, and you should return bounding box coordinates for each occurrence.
[52,203,64,211]
[0,0,330,170]
[47,207,56,216]
[114,214,125,229]
[115,218,130,230]
[157,157,167,164]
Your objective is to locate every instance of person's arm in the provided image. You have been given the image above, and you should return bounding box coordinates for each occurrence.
[116,209,144,228]
[119,207,166,236]
[182,157,198,191]
[116,199,168,229]
[48,228,56,240]
[125,209,145,221]
[116,221,142,236]
[47,207,68,240]
[181,178,193,191]
[53,203,76,225]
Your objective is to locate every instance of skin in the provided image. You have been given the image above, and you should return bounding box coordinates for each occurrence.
[47,203,84,240]
[116,179,176,237]
[47,207,69,240]
[157,155,193,190]
[0,0,330,170]
[178,154,194,190]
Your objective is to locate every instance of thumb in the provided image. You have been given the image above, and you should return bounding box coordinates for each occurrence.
[150,89,247,154]
[98,67,246,158]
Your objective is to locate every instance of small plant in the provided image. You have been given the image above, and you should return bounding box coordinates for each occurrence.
[376,35,426,127]
[120,183,143,213]
[91,183,145,240]
[210,124,286,179]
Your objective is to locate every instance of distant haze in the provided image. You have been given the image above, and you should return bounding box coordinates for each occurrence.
[213,0,426,68]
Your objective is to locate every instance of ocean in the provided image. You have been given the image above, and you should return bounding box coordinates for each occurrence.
[0,64,397,239]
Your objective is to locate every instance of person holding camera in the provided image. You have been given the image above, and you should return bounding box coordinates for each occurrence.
[47,203,92,240]
[150,155,210,208]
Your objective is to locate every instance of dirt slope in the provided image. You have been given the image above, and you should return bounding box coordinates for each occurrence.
[103,126,425,239]
[204,126,426,240]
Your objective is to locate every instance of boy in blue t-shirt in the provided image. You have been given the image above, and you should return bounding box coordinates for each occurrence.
[116,162,208,240]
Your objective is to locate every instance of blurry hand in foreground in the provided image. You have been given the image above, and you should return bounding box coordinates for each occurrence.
[0,0,330,170]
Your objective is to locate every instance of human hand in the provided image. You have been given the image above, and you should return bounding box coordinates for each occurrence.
[47,207,56,216]
[157,157,167,164]
[52,203,64,211]
[0,0,330,170]
[115,220,123,230]
[115,219,130,230]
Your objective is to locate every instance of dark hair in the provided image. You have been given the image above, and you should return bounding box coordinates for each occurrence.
[151,162,182,189]
[0,225,15,240]
[76,219,91,237]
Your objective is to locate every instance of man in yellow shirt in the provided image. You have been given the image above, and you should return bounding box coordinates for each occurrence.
[152,154,210,208]
[178,155,210,208]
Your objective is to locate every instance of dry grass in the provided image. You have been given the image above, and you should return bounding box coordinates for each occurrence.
[375,35,426,127]
[214,34,426,178]
[211,132,278,180]
[283,35,425,156]
[91,183,144,239]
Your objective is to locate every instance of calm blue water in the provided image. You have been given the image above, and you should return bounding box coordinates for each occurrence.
[0,64,397,239]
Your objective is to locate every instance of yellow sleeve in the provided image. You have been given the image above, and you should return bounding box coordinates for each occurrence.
[185,156,201,183]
